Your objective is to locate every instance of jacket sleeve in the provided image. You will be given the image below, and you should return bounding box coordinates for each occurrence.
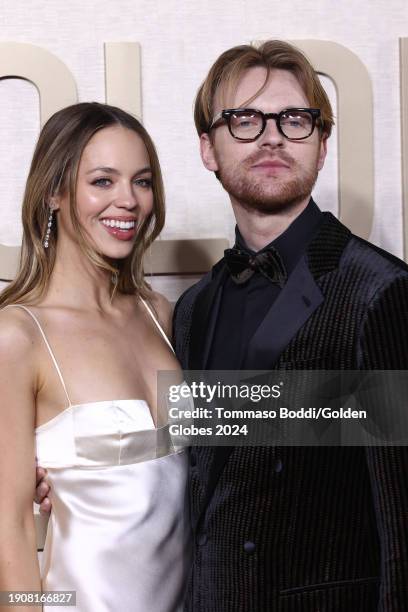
[172,273,212,368]
[358,273,408,610]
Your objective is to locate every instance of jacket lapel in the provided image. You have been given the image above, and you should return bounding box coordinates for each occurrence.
[244,256,324,368]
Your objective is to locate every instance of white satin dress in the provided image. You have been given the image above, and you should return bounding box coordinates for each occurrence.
[15,302,191,612]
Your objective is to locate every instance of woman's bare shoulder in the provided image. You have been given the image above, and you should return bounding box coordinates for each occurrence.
[144,290,173,338]
[0,306,37,359]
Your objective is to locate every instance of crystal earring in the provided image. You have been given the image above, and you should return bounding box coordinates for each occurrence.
[44,207,54,248]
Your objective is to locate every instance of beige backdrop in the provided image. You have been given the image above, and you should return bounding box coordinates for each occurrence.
[1,0,407,293]
[1,0,407,551]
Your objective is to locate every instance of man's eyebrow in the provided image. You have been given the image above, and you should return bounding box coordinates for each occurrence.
[86,166,152,175]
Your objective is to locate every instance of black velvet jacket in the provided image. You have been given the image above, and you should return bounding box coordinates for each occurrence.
[173,212,408,611]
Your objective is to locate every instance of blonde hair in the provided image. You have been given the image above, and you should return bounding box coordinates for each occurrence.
[0,102,165,307]
[194,40,334,139]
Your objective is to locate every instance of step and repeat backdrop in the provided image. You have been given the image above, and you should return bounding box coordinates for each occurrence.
[1,0,408,553]
[1,0,408,302]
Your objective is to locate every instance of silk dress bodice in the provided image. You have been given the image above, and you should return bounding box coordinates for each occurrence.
[36,400,190,612]
[10,302,191,612]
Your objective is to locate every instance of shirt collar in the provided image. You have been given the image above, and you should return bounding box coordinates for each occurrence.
[234,198,323,275]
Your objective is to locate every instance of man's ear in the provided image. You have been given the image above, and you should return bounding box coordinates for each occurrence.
[200,133,219,172]
[317,135,328,171]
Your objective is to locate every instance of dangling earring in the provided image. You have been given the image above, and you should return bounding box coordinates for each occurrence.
[111,270,119,286]
[44,207,54,248]
[110,270,119,303]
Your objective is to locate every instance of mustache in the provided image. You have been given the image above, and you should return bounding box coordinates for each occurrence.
[244,151,294,166]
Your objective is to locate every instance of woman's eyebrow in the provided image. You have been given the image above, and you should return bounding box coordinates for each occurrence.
[86,166,152,175]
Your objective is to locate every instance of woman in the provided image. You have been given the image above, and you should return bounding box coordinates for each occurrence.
[0,103,190,611]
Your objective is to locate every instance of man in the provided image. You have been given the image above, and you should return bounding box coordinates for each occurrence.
[172,40,408,610]
[36,41,408,610]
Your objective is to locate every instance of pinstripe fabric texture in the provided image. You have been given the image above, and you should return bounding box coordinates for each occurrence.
[173,213,408,611]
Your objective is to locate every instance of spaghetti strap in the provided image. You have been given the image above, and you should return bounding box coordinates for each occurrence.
[140,297,175,354]
[7,305,72,408]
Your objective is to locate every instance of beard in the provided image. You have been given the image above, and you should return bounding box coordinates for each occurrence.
[217,150,319,214]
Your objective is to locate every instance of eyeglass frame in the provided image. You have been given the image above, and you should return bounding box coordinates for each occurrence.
[208,107,321,142]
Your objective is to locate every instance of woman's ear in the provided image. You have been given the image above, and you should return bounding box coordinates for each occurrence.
[49,196,60,211]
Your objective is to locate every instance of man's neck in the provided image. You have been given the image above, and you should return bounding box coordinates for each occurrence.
[232,196,310,252]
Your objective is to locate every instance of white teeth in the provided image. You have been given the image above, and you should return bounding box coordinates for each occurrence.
[101,219,136,230]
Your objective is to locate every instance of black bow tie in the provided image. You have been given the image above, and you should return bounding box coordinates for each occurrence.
[224,246,287,286]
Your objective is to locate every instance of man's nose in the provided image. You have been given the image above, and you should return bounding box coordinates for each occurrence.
[257,117,285,148]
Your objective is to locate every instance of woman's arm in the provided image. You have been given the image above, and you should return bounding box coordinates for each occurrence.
[0,310,42,611]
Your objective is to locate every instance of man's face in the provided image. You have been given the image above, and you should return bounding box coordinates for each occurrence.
[200,66,327,214]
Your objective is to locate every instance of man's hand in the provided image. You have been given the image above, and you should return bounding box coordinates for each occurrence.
[34,466,51,514]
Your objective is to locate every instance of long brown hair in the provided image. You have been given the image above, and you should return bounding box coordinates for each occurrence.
[0,102,165,307]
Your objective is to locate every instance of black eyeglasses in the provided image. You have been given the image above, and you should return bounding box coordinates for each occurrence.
[209,107,321,142]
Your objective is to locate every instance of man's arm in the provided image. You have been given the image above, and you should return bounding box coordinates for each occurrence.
[34,467,51,514]
[359,274,408,609]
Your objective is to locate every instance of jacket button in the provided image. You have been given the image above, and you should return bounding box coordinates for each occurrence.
[243,541,256,554]
[197,533,208,546]
[274,458,283,473]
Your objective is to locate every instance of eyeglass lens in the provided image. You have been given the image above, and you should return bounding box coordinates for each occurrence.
[229,109,314,140]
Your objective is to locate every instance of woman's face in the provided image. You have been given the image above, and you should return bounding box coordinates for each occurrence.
[54,125,154,260]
